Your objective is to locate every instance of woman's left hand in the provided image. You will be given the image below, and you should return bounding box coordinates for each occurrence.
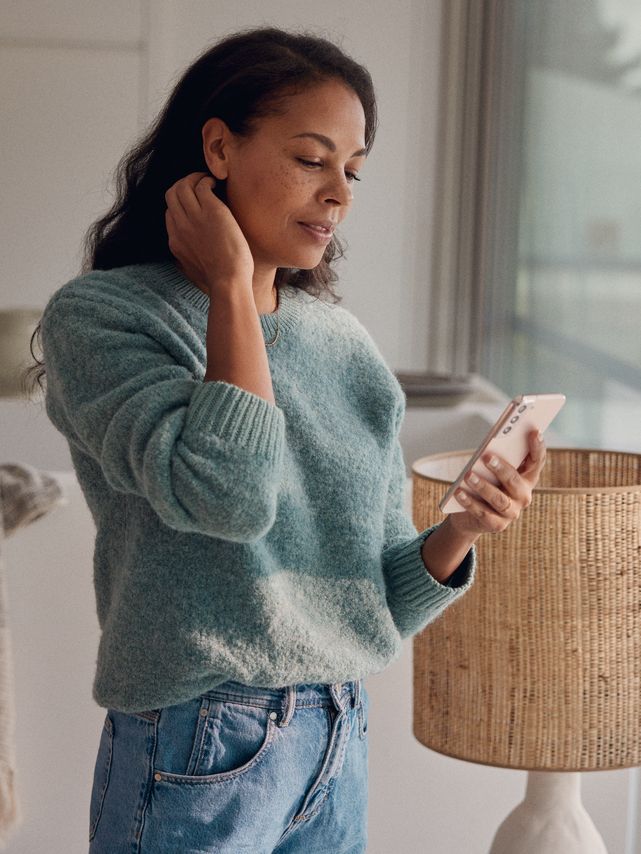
[448,429,547,538]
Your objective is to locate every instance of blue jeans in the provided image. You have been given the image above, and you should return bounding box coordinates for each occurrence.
[88,678,369,853]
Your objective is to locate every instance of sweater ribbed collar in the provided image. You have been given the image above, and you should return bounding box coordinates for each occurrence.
[151,262,304,346]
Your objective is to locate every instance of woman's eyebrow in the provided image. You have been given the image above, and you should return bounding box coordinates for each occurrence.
[289,132,367,158]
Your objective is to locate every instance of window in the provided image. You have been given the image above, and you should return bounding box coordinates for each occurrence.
[434,0,641,451]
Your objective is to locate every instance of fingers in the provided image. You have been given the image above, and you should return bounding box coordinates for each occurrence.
[460,430,549,516]
[518,430,547,480]
[165,172,214,217]
[454,488,512,534]
[165,181,191,226]
[461,469,520,517]
[454,430,549,537]
[456,457,527,534]
[529,429,545,463]
[479,453,531,505]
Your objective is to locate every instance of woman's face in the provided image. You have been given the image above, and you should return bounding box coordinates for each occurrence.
[202,79,367,273]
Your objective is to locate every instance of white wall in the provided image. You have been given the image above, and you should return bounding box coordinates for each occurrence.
[1,1,636,852]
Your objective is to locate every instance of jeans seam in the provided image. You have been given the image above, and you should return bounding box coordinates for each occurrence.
[89,714,113,842]
[132,712,159,853]
[151,717,278,784]
[130,709,160,723]
[185,700,210,776]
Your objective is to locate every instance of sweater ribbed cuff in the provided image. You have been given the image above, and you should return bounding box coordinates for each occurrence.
[383,524,476,608]
[185,380,285,461]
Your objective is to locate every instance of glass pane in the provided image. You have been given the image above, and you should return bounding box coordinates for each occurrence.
[486,0,641,451]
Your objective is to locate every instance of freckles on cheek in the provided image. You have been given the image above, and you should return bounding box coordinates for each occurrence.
[276,163,309,193]
[251,166,294,203]
[244,164,309,221]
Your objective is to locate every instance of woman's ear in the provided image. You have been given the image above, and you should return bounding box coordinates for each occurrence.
[201,117,232,180]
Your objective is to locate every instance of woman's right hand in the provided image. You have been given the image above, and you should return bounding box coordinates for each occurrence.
[164,172,255,297]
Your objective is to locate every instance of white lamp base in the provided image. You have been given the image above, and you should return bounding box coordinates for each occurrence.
[489,771,608,854]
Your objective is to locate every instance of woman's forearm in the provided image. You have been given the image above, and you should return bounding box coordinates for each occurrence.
[420,516,478,583]
[204,285,276,406]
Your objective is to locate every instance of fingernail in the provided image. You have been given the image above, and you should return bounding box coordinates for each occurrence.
[537,431,543,443]
[468,472,480,485]
[457,490,469,503]
[488,456,499,469]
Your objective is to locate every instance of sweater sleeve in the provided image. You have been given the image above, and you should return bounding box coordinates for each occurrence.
[380,405,476,639]
[40,288,284,542]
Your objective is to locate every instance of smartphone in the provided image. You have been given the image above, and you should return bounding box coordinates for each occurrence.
[438,393,566,514]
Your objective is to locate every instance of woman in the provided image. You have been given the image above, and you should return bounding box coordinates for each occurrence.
[26,26,546,853]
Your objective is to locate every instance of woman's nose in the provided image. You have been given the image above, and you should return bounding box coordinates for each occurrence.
[321,173,353,206]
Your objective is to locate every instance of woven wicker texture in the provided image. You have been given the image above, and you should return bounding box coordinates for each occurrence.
[412,448,641,771]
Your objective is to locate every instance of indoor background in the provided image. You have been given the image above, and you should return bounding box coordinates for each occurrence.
[1,1,639,852]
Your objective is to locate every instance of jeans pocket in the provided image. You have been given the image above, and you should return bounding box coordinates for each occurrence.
[89,713,114,842]
[153,695,277,784]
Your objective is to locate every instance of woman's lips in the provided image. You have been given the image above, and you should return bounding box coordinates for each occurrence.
[298,222,333,242]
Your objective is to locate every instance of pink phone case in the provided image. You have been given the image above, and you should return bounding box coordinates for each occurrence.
[438,393,566,514]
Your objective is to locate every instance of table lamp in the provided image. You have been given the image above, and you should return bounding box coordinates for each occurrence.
[411,447,641,854]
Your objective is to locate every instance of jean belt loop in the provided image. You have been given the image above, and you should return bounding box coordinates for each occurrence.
[279,684,296,727]
[353,678,361,710]
[329,682,345,713]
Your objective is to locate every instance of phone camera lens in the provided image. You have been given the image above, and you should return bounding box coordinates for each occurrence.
[510,416,519,424]
[502,426,512,434]
[518,405,527,413]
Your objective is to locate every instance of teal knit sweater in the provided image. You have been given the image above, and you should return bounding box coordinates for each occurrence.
[40,262,476,713]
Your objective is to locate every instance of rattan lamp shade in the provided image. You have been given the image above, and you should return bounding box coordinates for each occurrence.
[412,447,641,772]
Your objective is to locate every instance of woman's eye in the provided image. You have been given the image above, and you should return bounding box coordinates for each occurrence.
[297,159,361,183]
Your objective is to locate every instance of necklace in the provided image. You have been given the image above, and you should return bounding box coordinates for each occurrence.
[265,287,280,348]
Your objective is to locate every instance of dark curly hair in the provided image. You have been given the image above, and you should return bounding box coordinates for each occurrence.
[23,25,378,397]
